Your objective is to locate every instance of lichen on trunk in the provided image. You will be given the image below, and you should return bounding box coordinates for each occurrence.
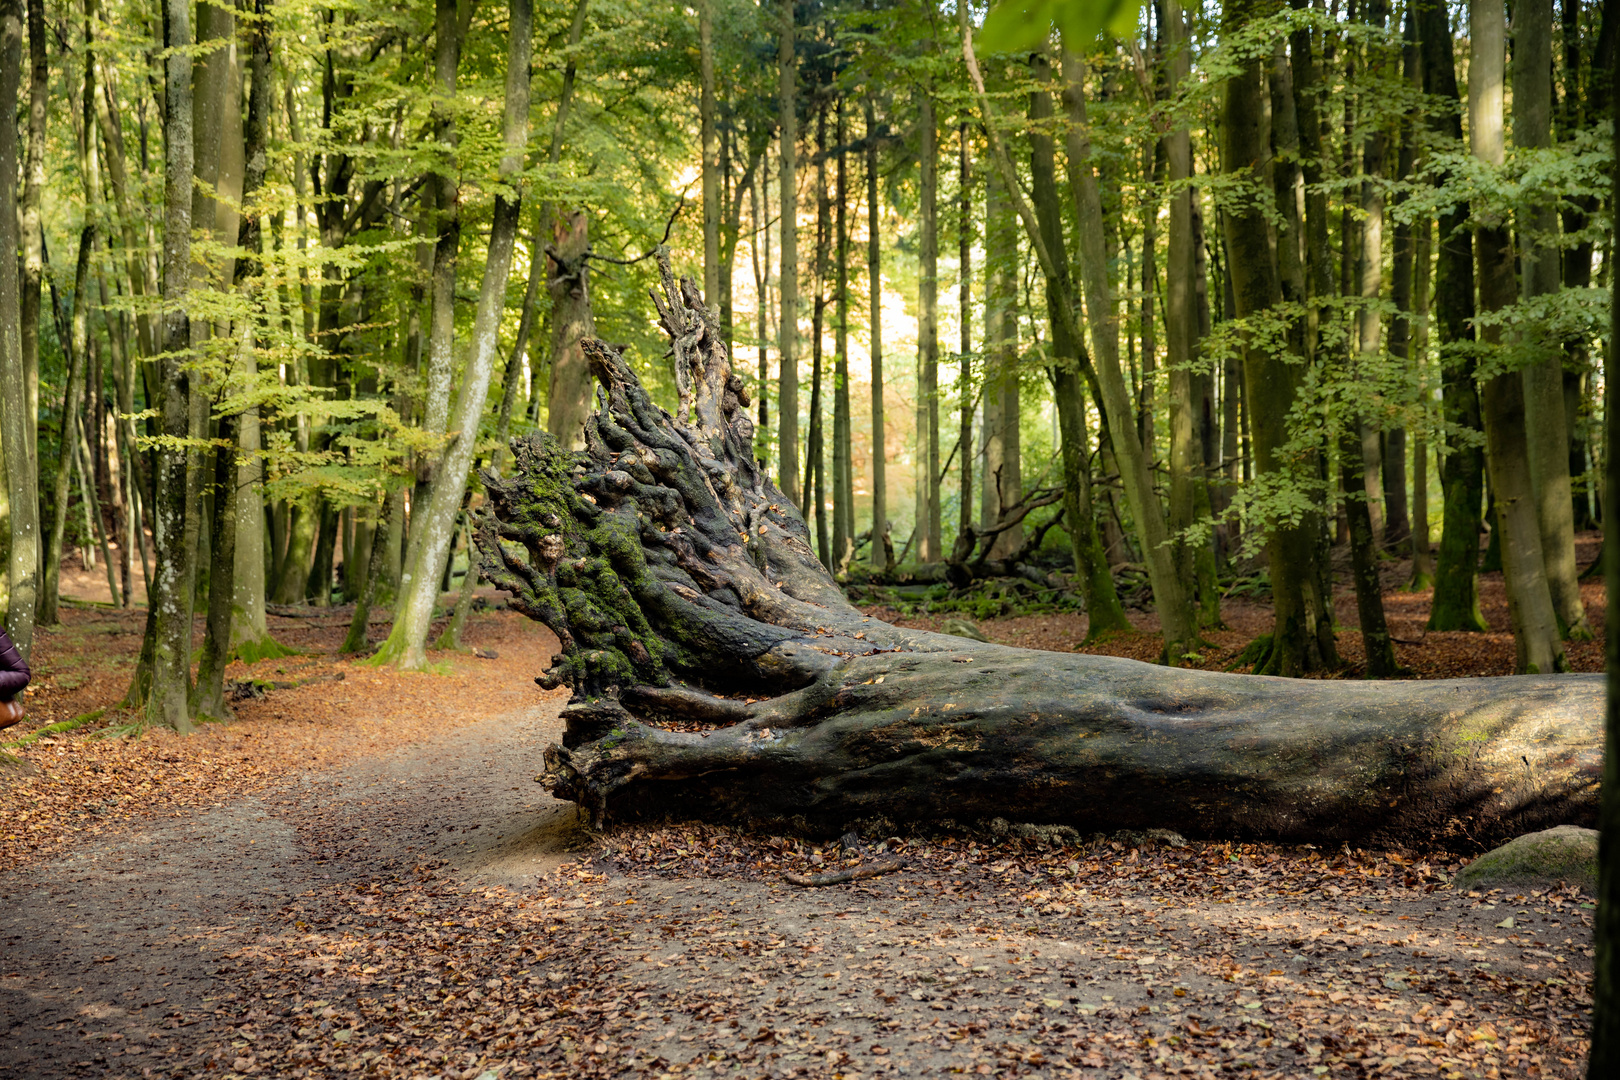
[476,257,1602,846]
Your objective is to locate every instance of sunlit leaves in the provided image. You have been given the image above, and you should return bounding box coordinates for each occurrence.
[977,0,1145,55]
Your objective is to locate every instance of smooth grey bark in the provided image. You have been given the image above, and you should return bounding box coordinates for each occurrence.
[476,279,1602,847]
[1042,43,1195,660]
[0,0,37,661]
[866,99,887,570]
[41,8,100,627]
[1515,0,1588,639]
[139,0,196,729]
[832,102,853,571]
[191,409,238,721]
[1472,0,1565,674]
[980,164,1020,560]
[1027,55,1125,636]
[545,210,597,451]
[1220,0,1336,676]
[916,90,940,564]
[372,0,531,670]
[421,0,462,449]
[776,0,799,505]
[19,0,44,492]
[228,0,289,664]
[699,0,719,303]
[1418,0,1488,633]
[1163,3,1208,630]
[957,123,973,545]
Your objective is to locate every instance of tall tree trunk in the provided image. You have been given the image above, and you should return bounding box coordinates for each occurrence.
[917,91,940,564]
[370,0,531,670]
[1386,11,1419,562]
[538,0,590,449]
[1421,0,1488,632]
[546,212,597,451]
[0,0,37,661]
[699,0,719,303]
[776,0,799,505]
[982,165,1010,539]
[1219,0,1337,675]
[1028,54,1126,636]
[1163,0,1209,631]
[866,97,886,569]
[19,0,45,501]
[832,101,853,572]
[137,0,197,729]
[1342,0,1400,676]
[1471,0,1565,674]
[227,0,289,664]
[956,123,973,545]
[1516,0,1589,638]
[1408,214,1434,590]
[191,409,238,720]
[751,156,771,462]
[805,105,829,567]
[1045,44,1195,661]
[41,6,101,626]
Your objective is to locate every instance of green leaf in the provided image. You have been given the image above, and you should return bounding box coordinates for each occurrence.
[978,0,1145,55]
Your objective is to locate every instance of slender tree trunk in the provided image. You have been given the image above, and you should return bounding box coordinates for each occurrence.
[751,156,771,462]
[776,0,799,505]
[957,123,973,545]
[1038,42,1194,661]
[699,0,719,303]
[806,105,829,567]
[19,0,45,502]
[1163,0,1206,631]
[41,9,102,626]
[832,101,853,571]
[228,0,288,663]
[342,492,393,654]
[866,98,886,569]
[1421,0,1488,632]
[1472,0,1565,674]
[1218,4,1337,675]
[371,0,531,670]
[1027,55,1126,636]
[1385,11,1419,560]
[917,91,940,563]
[1409,213,1435,590]
[1516,0,1588,638]
[0,0,38,660]
[191,409,238,720]
[421,0,461,452]
[138,0,197,729]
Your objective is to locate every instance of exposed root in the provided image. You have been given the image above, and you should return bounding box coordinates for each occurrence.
[784,856,907,887]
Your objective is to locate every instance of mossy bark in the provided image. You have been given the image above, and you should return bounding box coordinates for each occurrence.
[479,267,1603,846]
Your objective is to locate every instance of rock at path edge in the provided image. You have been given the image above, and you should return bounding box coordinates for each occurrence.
[1453,824,1598,894]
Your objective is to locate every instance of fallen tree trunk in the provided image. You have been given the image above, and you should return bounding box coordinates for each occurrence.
[475,256,1601,846]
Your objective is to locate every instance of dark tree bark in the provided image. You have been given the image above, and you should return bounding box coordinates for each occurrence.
[475,268,1601,845]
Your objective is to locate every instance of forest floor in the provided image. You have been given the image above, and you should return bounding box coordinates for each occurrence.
[0,543,1599,1080]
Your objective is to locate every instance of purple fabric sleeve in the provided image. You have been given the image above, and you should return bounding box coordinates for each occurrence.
[0,627,30,701]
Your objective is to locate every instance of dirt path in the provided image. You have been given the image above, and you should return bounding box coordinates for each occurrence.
[0,605,1597,1079]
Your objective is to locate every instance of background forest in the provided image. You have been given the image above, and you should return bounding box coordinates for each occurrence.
[0,0,1613,728]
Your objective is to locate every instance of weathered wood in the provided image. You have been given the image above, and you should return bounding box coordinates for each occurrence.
[475,258,1601,846]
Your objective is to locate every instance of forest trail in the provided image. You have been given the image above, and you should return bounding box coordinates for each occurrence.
[0,604,1599,1079]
